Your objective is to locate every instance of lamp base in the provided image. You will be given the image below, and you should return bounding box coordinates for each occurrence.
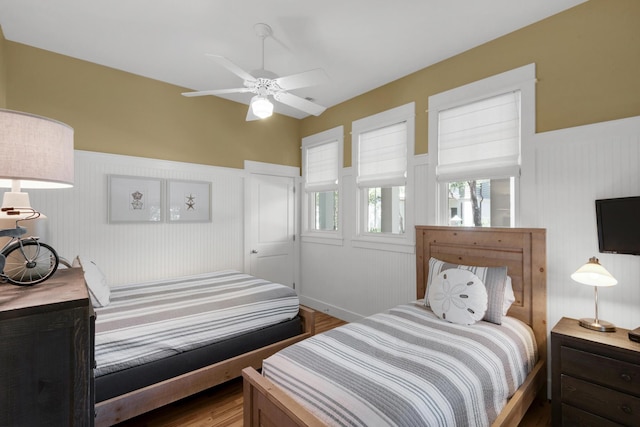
[0,191,49,246]
[579,318,616,332]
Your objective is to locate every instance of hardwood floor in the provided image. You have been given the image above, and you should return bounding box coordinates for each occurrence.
[116,309,551,426]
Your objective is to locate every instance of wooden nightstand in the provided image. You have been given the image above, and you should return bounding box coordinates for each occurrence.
[0,268,94,426]
[551,317,640,426]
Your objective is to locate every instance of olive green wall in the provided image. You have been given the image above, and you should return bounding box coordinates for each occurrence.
[0,27,7,108]
[3,0,639,169]
[301,0,640,167]
[4,41,301,169]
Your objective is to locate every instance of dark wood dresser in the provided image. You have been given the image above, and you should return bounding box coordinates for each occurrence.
[0,268,94,426]
[552,317,640,426]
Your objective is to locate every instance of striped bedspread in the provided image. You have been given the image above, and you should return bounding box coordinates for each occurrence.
[262,302,537,427]
[94,270,299,377]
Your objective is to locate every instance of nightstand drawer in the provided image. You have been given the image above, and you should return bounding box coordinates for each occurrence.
[562,403,623,427]
[561,346,640,395]
[562,375,640,426]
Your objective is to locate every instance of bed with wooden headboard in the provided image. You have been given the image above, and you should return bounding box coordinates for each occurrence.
[243,225,547,427]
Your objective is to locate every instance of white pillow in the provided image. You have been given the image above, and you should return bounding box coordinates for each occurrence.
[428,268,488,325]
[503,276,515,315]
[425,257,508,324]
[78,256,110,307]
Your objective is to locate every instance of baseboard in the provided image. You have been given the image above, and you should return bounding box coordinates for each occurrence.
[298,296,363,323]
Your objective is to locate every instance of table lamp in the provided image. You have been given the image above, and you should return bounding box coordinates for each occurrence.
[571,256,618,332]
[0,109,74,240]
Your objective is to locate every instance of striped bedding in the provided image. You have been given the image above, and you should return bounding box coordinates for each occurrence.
[94,270,299,377]
[262,302,537,427]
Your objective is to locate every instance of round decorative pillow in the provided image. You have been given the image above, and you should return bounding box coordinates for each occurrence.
[428,268,488,325]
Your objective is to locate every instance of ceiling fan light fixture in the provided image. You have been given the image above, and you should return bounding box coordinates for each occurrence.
[183,23,327,121]
[250,95,273,119]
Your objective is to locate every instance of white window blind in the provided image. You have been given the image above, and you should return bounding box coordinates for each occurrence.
[357,122,407,187]
[305,140,339,192]
[437,91,521,182]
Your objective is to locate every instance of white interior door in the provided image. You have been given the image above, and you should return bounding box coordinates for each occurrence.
[248,172,296,288]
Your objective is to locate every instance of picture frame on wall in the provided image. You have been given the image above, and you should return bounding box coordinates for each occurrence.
[167,180,211,222]
[108,175,163,223]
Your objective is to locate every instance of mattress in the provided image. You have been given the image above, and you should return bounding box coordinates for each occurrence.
[94,270,299,380]
[262,302,537,427]
[95,316,302,402]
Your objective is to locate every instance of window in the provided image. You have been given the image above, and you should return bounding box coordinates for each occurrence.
[447,178,515,227]
[352,103,414,248]
[358,121,407,234]
[439,91,520,227]
[427,64,536,227]
[302,127,343,238]
[366,186,406,233]
[312,190,338,231]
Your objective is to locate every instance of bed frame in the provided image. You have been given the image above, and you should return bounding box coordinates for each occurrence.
[243,226,547,427]
[94,306,315,427]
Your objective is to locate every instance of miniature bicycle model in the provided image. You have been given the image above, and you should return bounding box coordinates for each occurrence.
[0,207,59,286]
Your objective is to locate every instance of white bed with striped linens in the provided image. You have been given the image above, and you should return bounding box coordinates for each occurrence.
[262,302,537,427]
[94,270,299,378]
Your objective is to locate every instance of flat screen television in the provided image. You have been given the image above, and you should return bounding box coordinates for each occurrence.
[595,196,640,255]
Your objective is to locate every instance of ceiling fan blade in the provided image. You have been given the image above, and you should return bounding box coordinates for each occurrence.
[206,54,255,82]
[182,88,253,97]
[274,68,329,91]
[274,92,326,116]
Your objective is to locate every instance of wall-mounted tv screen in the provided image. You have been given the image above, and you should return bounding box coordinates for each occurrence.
[596,196,640,256]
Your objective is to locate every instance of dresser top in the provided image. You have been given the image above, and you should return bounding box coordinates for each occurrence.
[0,268,88,317]
[552,316,640,354]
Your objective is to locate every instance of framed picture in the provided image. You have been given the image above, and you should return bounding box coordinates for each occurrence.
[108,175,163,223]
[167,180,211,222]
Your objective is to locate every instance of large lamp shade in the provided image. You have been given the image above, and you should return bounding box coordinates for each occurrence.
[0,109,74,191]
[0,109,74,245]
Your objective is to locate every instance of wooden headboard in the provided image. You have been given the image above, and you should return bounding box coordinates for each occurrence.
[416,226,547,357]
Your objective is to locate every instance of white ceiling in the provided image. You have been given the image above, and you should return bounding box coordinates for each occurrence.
[0,0,586,119]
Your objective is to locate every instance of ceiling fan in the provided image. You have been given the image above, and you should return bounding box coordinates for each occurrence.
[182,23,328,121]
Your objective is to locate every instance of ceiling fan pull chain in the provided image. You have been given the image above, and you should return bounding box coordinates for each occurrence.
[261,33,265,71]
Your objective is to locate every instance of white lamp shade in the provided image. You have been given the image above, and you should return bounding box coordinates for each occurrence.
[0,109,74,189]
[571,257,618,287]
[250,96,274,119]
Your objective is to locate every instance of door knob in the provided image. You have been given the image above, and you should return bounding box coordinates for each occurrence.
[251,249,258,254]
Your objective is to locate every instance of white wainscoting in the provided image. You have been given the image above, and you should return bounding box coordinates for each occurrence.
[10,117,639,335]
[534,116,640,332]
[299,157,429,322]
[300,116,640,333]
[13,150,246,286]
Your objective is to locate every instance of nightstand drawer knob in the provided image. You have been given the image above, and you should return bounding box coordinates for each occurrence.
[620,405,632,414]
[620,373,632,382]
